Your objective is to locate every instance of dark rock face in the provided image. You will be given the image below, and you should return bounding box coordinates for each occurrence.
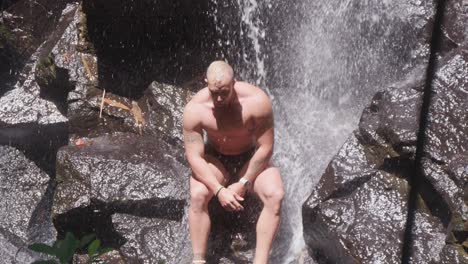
[81,0,217,98]
[0,145,55,262]
[440,0,468,53]
[0,3,76,175]
[113,213,190,264]
[52,133,190,263]
[303,43,468,263]
[0,232,36,264]
[139,81,192,142]
[0,0,76,95]
[53,133,188,216]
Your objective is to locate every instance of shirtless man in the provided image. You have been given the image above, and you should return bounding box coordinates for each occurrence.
[183,61,284,264]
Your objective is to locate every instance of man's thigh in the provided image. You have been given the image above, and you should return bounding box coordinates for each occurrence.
[190,154,230,195]
[252,166,284,202]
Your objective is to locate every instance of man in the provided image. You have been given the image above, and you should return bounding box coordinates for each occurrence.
[183,60,284,264]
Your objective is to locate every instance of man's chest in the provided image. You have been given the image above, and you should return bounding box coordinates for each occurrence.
[202,111,256,137]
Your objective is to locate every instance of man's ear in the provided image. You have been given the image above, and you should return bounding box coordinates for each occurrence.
[204,78,208,83]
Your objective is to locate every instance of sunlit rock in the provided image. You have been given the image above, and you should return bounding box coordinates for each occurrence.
[112,213,189,264]
[138,81,193,142]
[53,133,188,216]
[303,42,468,263]
[0,145,55,262]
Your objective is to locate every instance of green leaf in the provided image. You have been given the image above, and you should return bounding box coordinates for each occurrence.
[28,243,56,256]
[52,240,61,250]
[57,232,79,263]
[31,260,58,264]
[87,239,101,258]
[79,234,96,248]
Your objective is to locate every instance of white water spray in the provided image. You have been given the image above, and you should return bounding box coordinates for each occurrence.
[210,0,431,262]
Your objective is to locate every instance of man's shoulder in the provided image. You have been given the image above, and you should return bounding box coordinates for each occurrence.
[183,88,210,125]
[235,82,272,115]
[185,88,209,109]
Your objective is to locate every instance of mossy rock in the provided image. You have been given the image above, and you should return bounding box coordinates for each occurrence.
[36,53,57,86]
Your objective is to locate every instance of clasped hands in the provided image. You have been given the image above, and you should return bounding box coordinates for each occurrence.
[217,181,247,212]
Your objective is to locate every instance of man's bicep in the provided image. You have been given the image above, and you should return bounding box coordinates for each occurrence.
[182,105,204,156]
[183,129,204,147]
[255,110,274,148]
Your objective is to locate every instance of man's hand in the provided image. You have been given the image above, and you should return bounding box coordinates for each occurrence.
[227,182,247,198]
[217,187,244,211]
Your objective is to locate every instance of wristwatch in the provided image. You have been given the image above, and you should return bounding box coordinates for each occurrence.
[239,178,251,189]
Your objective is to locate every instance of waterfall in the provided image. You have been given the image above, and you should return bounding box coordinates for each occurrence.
[210,0,432,262]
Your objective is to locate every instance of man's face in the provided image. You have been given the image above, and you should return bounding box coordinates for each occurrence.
[208,79,234,108]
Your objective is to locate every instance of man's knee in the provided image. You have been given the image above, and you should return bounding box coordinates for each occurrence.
[263,188,284,214]
[264,168,284,214]
[190,183,212,213]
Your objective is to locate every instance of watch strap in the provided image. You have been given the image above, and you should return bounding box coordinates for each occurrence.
[239,177,251,187]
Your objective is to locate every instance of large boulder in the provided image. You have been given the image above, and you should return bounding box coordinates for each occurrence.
[0,4,76,175]
[53,132,188,216]
[302,42,468,263]
[112,213,190,264]
[0,145,56,262]
[138,81,192,142]
[0,0,77,95]
[52,132,190,262]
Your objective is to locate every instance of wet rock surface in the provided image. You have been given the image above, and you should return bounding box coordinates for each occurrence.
[0,145,56,262]
[206,195,263,264]
[138,81,192,142]
[0,4,76,175]
[112,213,189,264]
[303,42,468,263]
[53,133,188,216]
[0,0,76,95]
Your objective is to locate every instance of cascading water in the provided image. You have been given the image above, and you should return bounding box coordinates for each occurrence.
[210,0,432,263]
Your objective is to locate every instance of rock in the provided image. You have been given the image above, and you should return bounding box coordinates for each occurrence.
[73,250,125,264]
[304,171,408,263]
[0,231,36,264]
[410,211,449,263]
[0,4,76,174]
[425,47,468,163]
[358,72,423,151]
[206,194,263,264]
[0,3,78,126]
[0,86,68,125]
[0,0,77,95]
[53,133,189,216]
[439,244,468,264]
[0,146,52,241]
[0,145,56,263]
[440,0,468,53]
[422,45,468,229]
[48,7,192,141]
[138,81,193,142]
[305,132,377,211]
[112,213,189,264]
[303,41,468,263]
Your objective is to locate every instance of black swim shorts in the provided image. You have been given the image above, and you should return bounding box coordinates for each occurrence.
[205,143,256,180]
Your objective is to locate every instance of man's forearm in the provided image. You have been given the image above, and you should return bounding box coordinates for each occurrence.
[238,146,272,183]
[188,155,223,193]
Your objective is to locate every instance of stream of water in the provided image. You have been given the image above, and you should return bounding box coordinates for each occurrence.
[210,0,431,262]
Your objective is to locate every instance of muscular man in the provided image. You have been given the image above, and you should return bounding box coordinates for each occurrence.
[183,61,284,264]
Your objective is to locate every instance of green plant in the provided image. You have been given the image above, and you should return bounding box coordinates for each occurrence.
[28,232,113,264]
[0,23,14,49]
